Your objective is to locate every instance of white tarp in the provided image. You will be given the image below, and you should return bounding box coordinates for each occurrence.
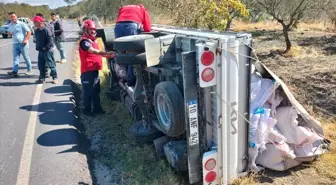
[248,65,328,172]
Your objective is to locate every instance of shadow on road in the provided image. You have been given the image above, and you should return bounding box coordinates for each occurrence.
[0,81,38,86]
[19,79,96,184]
[20,100,74,125]
[0,66,38,71]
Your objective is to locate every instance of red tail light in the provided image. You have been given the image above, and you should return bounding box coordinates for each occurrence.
[204,158,216,171]
[201,51,215,66]
[201,67,215,82]
[205,171,217,183]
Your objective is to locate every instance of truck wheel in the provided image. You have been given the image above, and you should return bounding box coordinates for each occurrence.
[2,34,8,39]
[115,52,146,65]
[113,34,154,52]
[154,81,185,137]
[129,120,164,143]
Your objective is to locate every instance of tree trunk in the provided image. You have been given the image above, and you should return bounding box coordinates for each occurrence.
[282,24,292,53]
[225,19,232,31]
[103,15,107,24]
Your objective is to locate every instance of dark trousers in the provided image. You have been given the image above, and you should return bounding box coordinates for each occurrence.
[38,50,57,79]
[81,70,102,112]
[114,22,141,86]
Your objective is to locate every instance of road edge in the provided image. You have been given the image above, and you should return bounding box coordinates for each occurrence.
[70,74,98,185]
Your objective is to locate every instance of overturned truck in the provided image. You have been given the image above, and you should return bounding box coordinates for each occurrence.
[96,24,329,185]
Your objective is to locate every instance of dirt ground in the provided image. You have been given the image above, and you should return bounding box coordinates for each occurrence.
[241,28,336,185]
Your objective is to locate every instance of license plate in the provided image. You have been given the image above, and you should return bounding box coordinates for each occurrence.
[188,100,199,146]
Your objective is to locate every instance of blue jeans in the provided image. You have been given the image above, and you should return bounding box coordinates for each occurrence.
[12,43,32,72]
[38,50,57,80]
[114,22,141,85]
[55,37,65,60]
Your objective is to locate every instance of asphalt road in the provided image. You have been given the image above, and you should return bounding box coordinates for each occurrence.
[0,20,92,185]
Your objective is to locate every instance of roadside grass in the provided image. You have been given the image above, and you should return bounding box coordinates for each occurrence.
[72,38,186,185]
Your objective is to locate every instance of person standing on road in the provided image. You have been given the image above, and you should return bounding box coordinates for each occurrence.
[50,12,67,64]
[79,20,115,116]
[32,15,58,84]
[114,4,152,86]
[7,12,33,76]
[34,13,55,78]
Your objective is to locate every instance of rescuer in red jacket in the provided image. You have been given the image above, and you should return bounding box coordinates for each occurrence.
[79,20,115,116]
[114,4,152,86]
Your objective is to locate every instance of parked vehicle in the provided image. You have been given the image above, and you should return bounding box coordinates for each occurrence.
[0,17,34,39]
[96,24,327,185]
[0,20,11,38]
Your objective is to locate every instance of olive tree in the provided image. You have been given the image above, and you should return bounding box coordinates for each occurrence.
[255,0,322,53]
[154,0,248,30]
[64,0,76,10]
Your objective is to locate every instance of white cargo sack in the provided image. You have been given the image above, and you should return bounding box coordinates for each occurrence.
[256,143,300,171]
[275,106,324,145]
[250,73,278,113]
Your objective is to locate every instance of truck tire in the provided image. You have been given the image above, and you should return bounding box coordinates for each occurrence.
[129,120,164,143]
[2,34,8,39]
[115,52,146,65]
[154,81,185,137]
[113,34,154,52]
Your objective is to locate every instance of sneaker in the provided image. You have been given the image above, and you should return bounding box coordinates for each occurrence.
[25,70,33,75]
[7,71,18,76]
[35,79,45,84]
[52,78,58,84]
[60,59,67,64]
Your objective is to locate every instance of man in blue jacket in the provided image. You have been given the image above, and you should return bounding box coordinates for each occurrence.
[32,15,58,84]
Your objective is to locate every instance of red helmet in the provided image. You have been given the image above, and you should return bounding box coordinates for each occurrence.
[82,20,97,41]
[83,19,96,30]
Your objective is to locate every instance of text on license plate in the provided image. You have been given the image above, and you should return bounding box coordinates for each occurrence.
[188,100,199,146]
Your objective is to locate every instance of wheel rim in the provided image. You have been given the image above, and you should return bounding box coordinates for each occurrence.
[157,95,171,129]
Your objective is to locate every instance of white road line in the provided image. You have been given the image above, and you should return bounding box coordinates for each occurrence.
[15,30,77,185]
[0,41,13,48]
[65,31,77,39]
[15,84,42,185]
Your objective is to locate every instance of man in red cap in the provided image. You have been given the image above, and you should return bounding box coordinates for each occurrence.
[32,15,58,84]
[79,19,115,116]
[114,4,152,86]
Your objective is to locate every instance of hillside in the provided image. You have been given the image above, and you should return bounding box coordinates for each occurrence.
[0,2,53,24]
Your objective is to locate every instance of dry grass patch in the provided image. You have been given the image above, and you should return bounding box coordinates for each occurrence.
[313,120,336,181]
[232,20,281,31]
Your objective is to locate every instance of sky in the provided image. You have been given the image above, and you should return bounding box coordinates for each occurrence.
[2,0,82,9]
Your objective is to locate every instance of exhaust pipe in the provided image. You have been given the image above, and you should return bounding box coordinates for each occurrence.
[118,81,134,100]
